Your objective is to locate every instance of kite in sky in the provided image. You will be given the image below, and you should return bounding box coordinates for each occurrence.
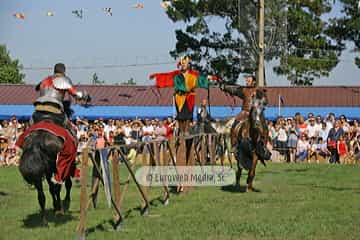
[46,11,54,17]
[160,1,172,9]
[102,8,112,16]
[72,9,83,19]
[132,4,144,9]
[13,13,26,20]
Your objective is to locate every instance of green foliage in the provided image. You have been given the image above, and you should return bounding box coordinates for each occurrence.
[165,0,343,86]
[1,164,360,239]
[0,45,25,84]
[327,0,360,68]
[121,77,137,85]
[273,0,341,85]
[91,72,104,85]
[165,0,287,84]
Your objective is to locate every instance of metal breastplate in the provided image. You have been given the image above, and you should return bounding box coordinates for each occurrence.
[35,86,64,109]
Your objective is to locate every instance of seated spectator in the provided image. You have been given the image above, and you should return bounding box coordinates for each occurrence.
[315,137,331,161]
[296,134,310,162]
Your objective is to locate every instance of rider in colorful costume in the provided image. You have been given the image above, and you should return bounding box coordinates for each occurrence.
[149,56,220,135]
[221,75,263,149]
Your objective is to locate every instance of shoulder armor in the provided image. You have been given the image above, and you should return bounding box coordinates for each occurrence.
[53,76,73,90]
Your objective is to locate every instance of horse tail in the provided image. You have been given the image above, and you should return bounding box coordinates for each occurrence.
[19,134,50,185]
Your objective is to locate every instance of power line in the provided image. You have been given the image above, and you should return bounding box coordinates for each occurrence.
[23,61,177,71]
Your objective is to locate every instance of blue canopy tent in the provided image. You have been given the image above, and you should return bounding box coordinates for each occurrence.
[1,104,360,121]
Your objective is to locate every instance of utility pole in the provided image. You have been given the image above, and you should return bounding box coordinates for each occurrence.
[257,0,265,87]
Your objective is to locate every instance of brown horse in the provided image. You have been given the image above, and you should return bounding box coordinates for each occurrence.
[231,89,271,191]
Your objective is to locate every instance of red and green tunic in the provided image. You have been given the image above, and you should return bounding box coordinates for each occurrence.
[150,70,218,121]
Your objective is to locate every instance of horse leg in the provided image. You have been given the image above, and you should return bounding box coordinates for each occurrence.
[62,177,72,212]
[34,180,47,226]
[235,166,242,187]
[46,175,60,211]
[53,183,63,215]
[246,153,258,192]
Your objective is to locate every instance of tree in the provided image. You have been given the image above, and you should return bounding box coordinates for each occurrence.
[91,72,104,84]
[164,0,287,84]
[121,77,137,85]
[327,0,360,68]
[274,0,342,85]
[0,44,25,84]
[165,0,342,86]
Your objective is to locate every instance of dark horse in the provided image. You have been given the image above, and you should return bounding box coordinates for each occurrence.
[231,89,271,191]
[19,104,74,225]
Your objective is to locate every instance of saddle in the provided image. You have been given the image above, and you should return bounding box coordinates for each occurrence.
[32,110,66,127]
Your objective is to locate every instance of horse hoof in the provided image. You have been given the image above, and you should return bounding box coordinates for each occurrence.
[115,222,123,231]
[163,198,169,206]
[42,218,49,227]
[55,209,64,216]
[62,199,70,212]
[141,207,149,216]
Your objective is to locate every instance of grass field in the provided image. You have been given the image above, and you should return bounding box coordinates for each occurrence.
[0,163,359,240]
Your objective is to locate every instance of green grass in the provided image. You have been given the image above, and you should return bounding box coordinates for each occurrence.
[1,163,360,240]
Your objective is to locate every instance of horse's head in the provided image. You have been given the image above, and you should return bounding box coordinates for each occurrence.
[249,89,271,162]
[250,90,268,133]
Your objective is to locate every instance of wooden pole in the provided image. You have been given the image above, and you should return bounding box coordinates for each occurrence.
[257,0,265,87]
[112,149,121,221]
[77,148,89,240]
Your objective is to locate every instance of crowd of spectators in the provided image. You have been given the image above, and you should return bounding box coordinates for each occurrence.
[0,116,177,166]
[268,112,360,164]
[1,111,360,167]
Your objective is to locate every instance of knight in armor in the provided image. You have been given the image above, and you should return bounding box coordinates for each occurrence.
[32,63,89,134]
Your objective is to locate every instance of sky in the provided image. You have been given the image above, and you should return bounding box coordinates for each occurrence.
[0,0,359,86]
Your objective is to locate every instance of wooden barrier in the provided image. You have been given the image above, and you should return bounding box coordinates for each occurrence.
[76,132,231,236]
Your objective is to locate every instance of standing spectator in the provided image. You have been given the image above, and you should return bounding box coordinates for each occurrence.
[337,134,348,164]
[353,119,360,137]
[327,120,344,164]
[306,117,318,138]
[326,113,335,130]
[319,121,329,141]
[340,115,350,133]
[164,117,175,139]
[154,119,167,141]
[129,120,143,144]
[142,119,154,142]
[268,121,277,147]
[287,120,299,163]
[104,119,116,139]
[122,120,133,145]
[297,116,308,136]
[277,123,288,160]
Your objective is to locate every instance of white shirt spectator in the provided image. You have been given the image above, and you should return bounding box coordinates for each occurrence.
[307,124,318,138]
[277,128,288,142]
[104,124,116,139]
[297,139,309,154]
